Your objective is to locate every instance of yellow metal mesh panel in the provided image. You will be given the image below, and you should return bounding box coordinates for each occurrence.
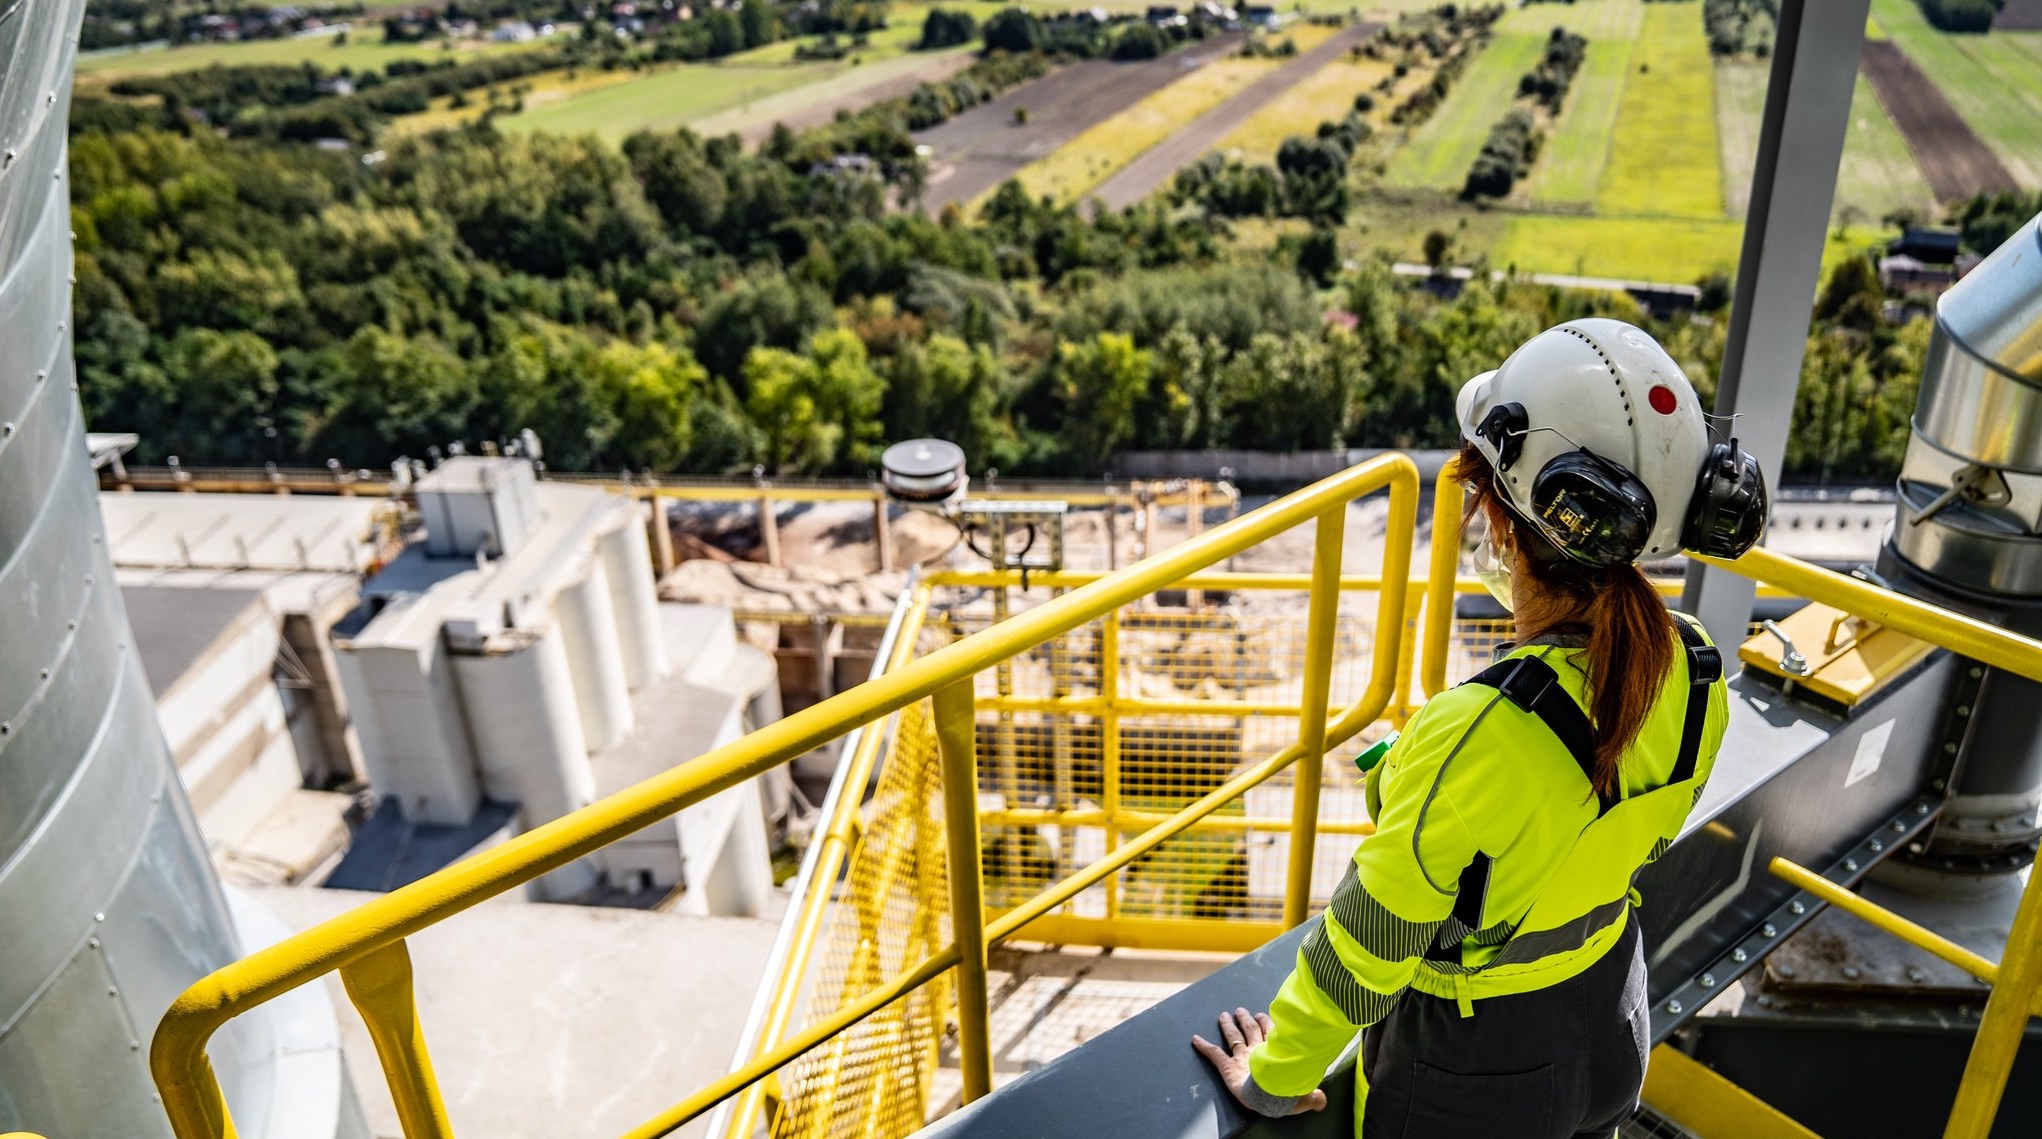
[771,700,953,1139]
[934,595,1394,925]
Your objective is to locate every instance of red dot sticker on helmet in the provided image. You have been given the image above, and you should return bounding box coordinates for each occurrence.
[1648,385,1678,415]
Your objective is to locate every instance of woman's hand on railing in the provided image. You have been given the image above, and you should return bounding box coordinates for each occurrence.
[1191,1008,1327,1118]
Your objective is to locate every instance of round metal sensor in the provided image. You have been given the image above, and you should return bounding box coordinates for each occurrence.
[881,438,968,503]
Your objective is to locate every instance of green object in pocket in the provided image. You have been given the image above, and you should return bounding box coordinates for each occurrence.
[1356,730,1399,774]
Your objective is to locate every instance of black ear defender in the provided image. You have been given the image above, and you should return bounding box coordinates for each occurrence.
[1528,450,1657,569]
[1681,438,1769,559]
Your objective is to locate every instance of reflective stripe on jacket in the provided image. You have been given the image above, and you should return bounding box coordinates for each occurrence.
[1248,614,1728,1113]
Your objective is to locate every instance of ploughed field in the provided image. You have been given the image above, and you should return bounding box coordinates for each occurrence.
[1859,40,2018,202]
[913,32,1245,210]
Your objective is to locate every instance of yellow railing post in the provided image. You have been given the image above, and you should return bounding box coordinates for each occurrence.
[1944,867,2042,1139]
[1284,505,1347,928]
[1100,608,1123,924]
[1422,462,1465,699]
[338,940,453,1139]
[932,682,994,1104]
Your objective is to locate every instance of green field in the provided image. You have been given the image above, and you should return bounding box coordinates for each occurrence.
[497,62,834,140]
[1530,38,1631,206]
[76,33,547,79]
[720,16,926,65]
[1719,57,1937,225]
[1493,216,1886,283]
[1494,0,1644,41]
[1869,0,2042,188]
[1834,74,1938,222]
[1713,58,1765,218]
[1597,2,1720,218]
[1383,33,1545,191]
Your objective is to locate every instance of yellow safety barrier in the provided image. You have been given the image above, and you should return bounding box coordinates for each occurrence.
[151,453,1420,1139]
[1766,855,2042,1139]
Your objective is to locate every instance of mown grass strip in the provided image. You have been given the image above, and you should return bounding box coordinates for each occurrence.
[75,33,549,79]
[1383,32,1545,191]
[1530,37,1631,206]
[1596,1,1721,218]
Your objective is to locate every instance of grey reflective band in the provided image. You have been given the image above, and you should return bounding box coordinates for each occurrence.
[1492,896,1631,968]
[1327,861,1443,963]
[1301,922,1401,1026]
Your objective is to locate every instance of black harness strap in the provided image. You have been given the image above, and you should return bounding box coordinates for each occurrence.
[1464,652,1609,814]
[1424,852,1494,962]
[1671,616,1721,785]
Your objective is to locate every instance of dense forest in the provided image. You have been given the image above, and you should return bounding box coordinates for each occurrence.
[66,5,2039,482]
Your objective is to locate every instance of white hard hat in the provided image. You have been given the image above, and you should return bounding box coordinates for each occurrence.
[1457,319,1764,566]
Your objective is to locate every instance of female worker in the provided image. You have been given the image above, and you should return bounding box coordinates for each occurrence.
[1192,319,1768,1137]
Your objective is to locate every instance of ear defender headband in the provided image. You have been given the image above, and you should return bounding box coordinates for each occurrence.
[1480,402,1768,568]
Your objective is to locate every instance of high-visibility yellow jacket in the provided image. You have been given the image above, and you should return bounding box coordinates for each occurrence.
[1248,617,1728,1125]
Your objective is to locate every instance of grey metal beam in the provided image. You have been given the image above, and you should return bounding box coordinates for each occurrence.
[1682,0,1870,648]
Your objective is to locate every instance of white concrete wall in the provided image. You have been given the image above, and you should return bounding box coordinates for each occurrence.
[334,641,481,825]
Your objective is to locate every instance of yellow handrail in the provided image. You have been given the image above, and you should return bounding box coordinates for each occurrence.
[151,452,1422,1139]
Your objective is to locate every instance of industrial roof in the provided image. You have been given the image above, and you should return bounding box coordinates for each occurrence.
[99,491,382,573]
[122,584,272,698]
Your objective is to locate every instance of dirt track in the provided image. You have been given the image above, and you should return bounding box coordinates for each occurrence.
[913,32,1246,210]
[1089,21,1381,211]
[1860,40,2017,203]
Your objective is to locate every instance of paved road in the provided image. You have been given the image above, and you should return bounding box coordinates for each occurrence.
[1089,20,1382,211]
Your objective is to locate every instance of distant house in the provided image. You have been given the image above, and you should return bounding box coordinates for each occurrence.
[1243,4,1279,27]
[1146,4,1187,26]
[492,19,537,41]
[1888,225,1962,265]
[315,75,356,96]
[1879,253,1957,294]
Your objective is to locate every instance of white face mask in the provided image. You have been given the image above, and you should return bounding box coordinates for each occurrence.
[1463,509,1515,612]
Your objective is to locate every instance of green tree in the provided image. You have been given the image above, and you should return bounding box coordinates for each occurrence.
[1053,332,1154,468]
[744,329,887,473]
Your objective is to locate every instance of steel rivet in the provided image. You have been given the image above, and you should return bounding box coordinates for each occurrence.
[130,1040,141,1051]
[66,621,75,631]
[1845,858,1860,872]
[36,369,46,382]
[1,148,13,164]
[88,937,100,949]
[84,574,92,584]
[107,986,119,997]
[56,321,64,331]
[1790,901,1806,915]
[0,723,10,734]
[39,669,49,680]
[95,912,105,922]
[1762,923,1778,937]
[1957,705,1971,717]
[1778,965,1796,979]
[1918,802,1933,814]
[1944,743,1959,755]
[1907,966,1928,982]
[2,423,11,435]
[1732,948,1748,962]
[1869,840,1884,853]
[1665,1000,1683,1014]
[1892,820,1907,833]
[1842,966,1861,980]
[1700,973,1716,988]
[1756,994,1774,1008]
[1971,666,1984,678]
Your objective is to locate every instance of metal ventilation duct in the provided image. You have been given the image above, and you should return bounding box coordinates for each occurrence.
[0,0,304,1129]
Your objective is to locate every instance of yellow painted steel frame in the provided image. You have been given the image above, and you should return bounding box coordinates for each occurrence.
[1643,1045,1822,1139]
[150,453,1421,1139]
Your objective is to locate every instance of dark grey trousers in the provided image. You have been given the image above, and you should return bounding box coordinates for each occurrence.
[1360,918,1650,1139]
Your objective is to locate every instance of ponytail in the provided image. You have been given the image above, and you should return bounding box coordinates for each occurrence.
[1453,441,1673,798]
